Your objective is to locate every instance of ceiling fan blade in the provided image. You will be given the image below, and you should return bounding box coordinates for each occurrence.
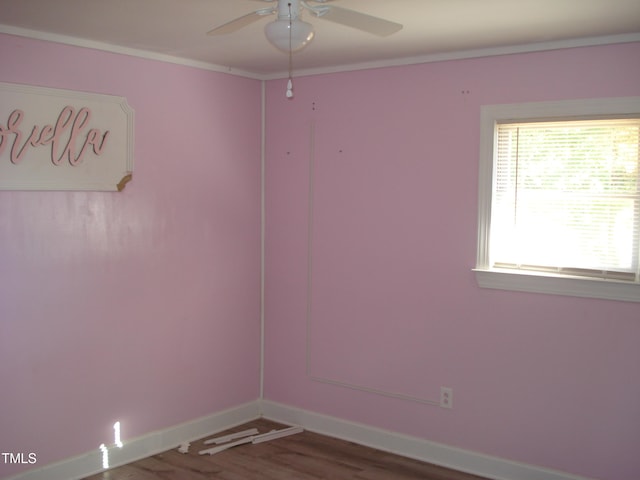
[317,5,402,37]
[207,10,270,35]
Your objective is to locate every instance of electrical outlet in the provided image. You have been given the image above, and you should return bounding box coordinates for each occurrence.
[440,387,453,409]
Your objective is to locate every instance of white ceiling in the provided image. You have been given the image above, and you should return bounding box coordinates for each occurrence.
[1,0,639,79]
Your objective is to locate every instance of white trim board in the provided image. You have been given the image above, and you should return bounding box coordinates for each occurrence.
[6,401,261,480]
[260,400,596,480]
[0,24,263,80]
[262,33,640,80]
[5,398,598,480]
[1,24,638,81]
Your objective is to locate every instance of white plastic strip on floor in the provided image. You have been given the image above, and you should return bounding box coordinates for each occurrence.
[198,426,303,456]
[203,428,260,445]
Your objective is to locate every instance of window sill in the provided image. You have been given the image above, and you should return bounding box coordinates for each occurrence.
[473,268,640,303]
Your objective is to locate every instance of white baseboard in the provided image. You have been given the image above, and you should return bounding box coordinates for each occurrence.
[7,400,261,480]
[260,400,595,480]
[6,399,594,480]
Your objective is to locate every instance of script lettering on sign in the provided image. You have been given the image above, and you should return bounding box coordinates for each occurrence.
[1,107,110,166]
[0,82,134,191]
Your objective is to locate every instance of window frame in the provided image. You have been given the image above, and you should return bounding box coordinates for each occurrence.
[475,97,640,303]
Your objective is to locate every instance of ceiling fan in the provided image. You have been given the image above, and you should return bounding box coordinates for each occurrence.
[207,0,403,53]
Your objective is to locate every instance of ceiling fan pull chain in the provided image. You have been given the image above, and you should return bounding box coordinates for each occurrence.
[286,2,295,98]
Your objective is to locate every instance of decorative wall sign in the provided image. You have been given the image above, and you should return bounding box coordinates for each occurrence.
[0,82,134,191]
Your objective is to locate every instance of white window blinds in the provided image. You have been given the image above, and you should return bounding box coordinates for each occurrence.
[490,118,640,281]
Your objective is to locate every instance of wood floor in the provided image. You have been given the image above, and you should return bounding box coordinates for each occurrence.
[84,418,489,480]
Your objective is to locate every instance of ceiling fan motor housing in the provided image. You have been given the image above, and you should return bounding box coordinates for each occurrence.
[265,0,314,52]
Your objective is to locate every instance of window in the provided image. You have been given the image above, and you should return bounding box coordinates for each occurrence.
[475,97,640,302]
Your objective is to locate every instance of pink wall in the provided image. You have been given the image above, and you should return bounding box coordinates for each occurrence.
[2,31,638,480]
[0,34,262,478]
[264,43,640,480]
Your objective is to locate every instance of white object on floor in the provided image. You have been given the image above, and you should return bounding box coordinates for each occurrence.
[198,426,303,456]
[252,426,304,444]
[203,428,259,445]
[198,436,254,455]
[177,442,191,454]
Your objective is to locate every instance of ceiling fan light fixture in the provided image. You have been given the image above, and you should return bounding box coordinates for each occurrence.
[264,18,315,52]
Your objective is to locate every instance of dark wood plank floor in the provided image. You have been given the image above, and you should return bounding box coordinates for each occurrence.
[84,418,490,480]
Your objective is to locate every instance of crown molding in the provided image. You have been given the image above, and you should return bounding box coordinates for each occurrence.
[263,32,640,79]
[2,24,639,81]
[0,24,264,80]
